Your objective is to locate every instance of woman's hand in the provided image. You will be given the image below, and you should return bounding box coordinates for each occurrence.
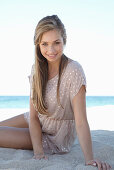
[32,152,48,160]
[86,159,111,170]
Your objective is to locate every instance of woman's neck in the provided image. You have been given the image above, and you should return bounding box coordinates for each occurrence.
[48,58,61,74]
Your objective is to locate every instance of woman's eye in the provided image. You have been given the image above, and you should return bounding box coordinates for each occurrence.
[55,41,60,44]
[42,43,48,46]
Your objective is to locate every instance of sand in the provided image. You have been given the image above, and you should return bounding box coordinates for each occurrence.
[0,106,114,170]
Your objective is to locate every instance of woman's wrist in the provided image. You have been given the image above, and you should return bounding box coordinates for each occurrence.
[34,148,44,155]
[85,156,94,164]
[85,153,94,164]
[85,159,97,166]
[34,149,44,155]
[34,152,44,156]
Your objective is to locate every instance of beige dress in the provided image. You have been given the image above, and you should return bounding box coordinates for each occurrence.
[24,59,86,154]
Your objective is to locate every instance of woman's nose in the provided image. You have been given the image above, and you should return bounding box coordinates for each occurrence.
[47,45,55,53]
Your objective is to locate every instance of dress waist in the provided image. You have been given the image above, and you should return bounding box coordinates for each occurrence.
[38,114,75,122]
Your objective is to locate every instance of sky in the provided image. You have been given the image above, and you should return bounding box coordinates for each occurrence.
[0,0,114,96]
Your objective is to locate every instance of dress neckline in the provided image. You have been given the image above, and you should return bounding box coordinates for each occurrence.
[47,58,73,83]
[48,73,58,82]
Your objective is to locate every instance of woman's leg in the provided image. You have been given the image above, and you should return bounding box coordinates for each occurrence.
[0,113,32,149]
[0,126,32,149]
[0,113,28,128]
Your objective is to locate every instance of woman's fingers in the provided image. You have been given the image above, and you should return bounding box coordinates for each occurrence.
[105,162,112,170]
[43,155,48,160]
[86,159,111,170]
[102,162,107,170]
[32,154,48,160]
[97,161,102,170]
[96,161,111,170]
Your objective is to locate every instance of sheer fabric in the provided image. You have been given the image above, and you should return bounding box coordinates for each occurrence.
[24,59,86,154]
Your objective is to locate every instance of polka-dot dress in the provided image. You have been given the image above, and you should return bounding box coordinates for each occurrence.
[24,58,86,154]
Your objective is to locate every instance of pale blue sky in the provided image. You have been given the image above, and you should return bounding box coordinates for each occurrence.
[0,0,114,95]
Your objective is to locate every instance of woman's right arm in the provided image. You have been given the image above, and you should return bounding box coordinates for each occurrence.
[29,97,45,159]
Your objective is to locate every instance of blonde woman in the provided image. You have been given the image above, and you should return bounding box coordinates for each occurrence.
[0,15,111,169]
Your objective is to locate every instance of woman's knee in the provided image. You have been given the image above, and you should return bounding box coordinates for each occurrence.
[0,113,29,128]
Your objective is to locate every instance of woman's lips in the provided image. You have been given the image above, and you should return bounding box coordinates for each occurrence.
[48,55,57,58]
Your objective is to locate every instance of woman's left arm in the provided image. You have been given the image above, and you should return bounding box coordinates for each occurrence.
[72,85,93,163]
[72,85,111,169]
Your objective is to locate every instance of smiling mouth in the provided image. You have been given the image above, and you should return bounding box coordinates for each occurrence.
[48,55,57,58]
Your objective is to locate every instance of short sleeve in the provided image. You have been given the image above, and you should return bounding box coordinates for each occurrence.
[69,62,86,102]
[28,64,35,99]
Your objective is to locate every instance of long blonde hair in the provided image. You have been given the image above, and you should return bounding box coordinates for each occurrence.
[32,15,68,115]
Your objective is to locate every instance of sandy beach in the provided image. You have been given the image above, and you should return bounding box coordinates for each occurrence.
[0,106,114,170]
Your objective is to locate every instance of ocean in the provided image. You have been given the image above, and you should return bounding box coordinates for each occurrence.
[0,96,114,109]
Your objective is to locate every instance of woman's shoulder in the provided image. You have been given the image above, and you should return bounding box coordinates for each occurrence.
[67,58,84,73]
[65,58,86,83]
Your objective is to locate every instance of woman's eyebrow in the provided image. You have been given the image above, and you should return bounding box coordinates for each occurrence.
[41,39,61,43]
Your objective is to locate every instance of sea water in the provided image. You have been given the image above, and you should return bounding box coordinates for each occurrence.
[0,96,114,109]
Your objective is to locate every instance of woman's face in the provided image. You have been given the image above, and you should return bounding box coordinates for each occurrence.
[39,29,64,63]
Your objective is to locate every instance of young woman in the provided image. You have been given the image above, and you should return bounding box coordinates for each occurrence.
[0,15,111,169]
